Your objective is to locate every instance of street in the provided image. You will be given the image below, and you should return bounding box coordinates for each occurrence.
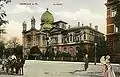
[0,60,120,77]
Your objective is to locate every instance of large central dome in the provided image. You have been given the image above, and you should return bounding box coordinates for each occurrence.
[41,8,54,24]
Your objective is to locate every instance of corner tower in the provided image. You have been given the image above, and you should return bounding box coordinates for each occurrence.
[31,16,36,29]
[22,21,27,32]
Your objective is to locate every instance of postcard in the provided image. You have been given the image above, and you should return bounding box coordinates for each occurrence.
[0,0,120,77]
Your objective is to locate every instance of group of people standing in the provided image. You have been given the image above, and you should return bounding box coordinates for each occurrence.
[83,54,116,77]
[2,54,17,70]
[100,55,116,77]
[1,53,25,75]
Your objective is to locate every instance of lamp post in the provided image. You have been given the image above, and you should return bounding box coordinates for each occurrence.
[94,43,97,65]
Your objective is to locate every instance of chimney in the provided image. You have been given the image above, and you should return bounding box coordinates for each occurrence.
[95,25,98,31]
[89,23,92,27]
[68,25,70,29]
[82,24,84,27]
[78,22,80,27]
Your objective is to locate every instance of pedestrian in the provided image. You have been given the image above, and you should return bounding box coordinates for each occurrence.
[11,53,17,60]
[100,56,108,77]
[84,54,89,71]
[106,55,116,77]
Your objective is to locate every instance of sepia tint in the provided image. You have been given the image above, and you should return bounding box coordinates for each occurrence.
[0,0,120,77]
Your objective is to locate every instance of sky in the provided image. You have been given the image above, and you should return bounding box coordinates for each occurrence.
[1,0,107,44]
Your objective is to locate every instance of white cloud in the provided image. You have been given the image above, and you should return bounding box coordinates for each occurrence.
[8,4,44,14]
[55,9,103,23]
[54,9,105,34]
[4,20,23,42]
[8,5,32,14]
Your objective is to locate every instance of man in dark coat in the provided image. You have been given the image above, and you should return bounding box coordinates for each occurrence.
[84,54,89,71]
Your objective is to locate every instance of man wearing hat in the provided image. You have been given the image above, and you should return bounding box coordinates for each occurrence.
[84,54,89,71]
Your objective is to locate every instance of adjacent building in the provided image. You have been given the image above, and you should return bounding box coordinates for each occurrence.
[105,0,120,53]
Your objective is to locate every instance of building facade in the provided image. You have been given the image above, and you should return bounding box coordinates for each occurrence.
[105,0,120,53]
[22,8,105,58]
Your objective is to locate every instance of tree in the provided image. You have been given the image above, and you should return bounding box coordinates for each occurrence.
[5,37,21,55]
[61,52,71,57]
[44,50,50,57]
[0,0,11,26]
[56,51,62,57]
[0,41,5,58]
[15,45,23,57]
[6,37,19,48]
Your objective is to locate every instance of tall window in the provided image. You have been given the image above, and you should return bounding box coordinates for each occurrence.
[75,32,80,42]
[56,24,59,28]
[110,8,117,17]
[73,34,76,42]
[54,37,58,44]
[77,36,79,42]
[62,24,64,29]
[62,35,67,43]
[64,37,67,43]
[84,31,86,40]
[70,34,72,41]
[62,38,64,43]
[67,35,69,43]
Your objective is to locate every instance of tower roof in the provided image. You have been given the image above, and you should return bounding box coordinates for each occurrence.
[31,16,35,21]
[41,8,54,24]
[22,21,27,26]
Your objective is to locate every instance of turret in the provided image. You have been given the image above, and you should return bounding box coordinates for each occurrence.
[31,16,36,29]
[22,21,27,32]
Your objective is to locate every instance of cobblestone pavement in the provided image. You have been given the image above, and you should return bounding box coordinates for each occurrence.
[0,60,120,77]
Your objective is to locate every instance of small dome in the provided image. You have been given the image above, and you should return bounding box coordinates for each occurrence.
[42,24,52,31]
[41,8,54,24]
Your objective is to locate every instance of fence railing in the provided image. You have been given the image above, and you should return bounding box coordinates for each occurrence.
[28,56,101,62]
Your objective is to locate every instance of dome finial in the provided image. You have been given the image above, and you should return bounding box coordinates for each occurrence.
[46,8,48,11]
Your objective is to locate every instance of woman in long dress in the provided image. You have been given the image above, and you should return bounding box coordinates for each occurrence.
[106,55,116,77]
[100,56,108,77]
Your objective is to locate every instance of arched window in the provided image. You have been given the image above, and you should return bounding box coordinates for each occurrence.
[84,31,86,40]
[70,34,72,41]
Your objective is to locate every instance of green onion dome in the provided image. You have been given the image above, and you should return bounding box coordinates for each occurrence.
[41,8,54,24]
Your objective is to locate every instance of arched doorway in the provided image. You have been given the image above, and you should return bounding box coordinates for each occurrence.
[29,46,41,60]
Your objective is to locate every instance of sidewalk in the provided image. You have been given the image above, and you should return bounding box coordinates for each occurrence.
[0,60,120,77]
[36,60,120,65]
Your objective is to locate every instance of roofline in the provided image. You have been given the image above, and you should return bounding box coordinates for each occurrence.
[53,20,68,24]
[23,28,40,33]
[105,0,120,6]
[62,26,104,35]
